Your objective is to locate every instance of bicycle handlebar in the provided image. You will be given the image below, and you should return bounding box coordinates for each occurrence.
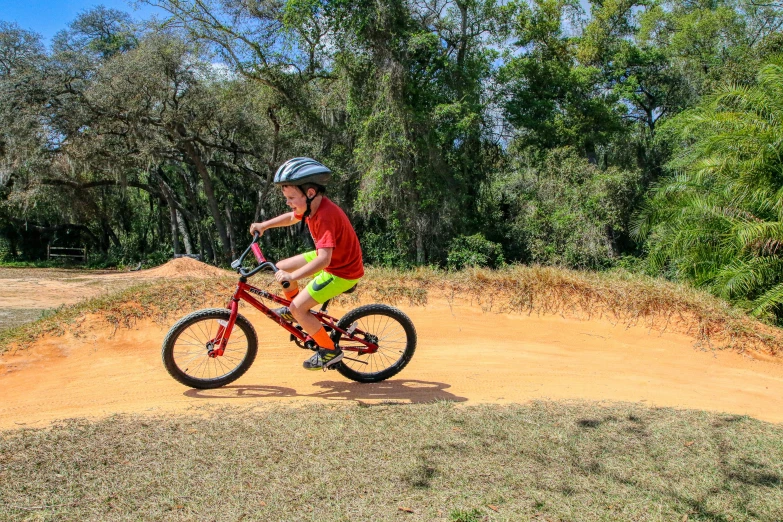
[231,232,290,288]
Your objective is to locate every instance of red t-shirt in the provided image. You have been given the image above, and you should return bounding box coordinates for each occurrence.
[296,197,364,280]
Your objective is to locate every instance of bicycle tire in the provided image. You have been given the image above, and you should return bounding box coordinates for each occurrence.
[162,308,258,389]
[335,304,416,383]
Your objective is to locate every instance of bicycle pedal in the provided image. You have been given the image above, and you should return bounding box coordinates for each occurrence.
[291,326,308,348]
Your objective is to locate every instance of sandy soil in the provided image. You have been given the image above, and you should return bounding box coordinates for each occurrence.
[1,260,783,429]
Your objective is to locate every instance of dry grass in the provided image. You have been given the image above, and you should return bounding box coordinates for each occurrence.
[359,265,783,356]
[1,401,782,521]
[3,265,783,357]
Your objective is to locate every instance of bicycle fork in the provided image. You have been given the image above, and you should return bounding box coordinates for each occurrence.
[208,299,240,358]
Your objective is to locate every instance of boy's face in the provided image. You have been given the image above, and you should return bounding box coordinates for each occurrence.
[282,185,312,215]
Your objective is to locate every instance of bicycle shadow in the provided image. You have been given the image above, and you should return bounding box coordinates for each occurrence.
[183,379,468,404]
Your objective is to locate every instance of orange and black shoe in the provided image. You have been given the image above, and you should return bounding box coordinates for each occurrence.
[303,347,343,371]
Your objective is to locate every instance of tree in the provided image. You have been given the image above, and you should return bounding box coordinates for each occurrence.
[52,6,138,59]
[498,0,624,161]
[634,61,783,321]
[335,0,501,264]
[494,147,641,267]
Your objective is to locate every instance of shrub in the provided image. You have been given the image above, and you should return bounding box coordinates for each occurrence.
[447,233,505,269]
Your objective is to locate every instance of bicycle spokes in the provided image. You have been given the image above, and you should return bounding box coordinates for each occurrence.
[340,315,409,371]
[171,317,248,380]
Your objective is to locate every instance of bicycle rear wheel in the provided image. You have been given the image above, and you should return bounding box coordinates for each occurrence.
[335,304,416,383]
[162,308,258,389]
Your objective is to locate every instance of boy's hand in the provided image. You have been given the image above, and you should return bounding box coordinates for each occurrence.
[275,270,294,284]
[249,223,265,236]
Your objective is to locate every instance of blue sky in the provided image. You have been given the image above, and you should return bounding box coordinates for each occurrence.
[0,0,168,43]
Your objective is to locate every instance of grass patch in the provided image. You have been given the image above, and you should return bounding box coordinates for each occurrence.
[0,309,48,331]
[1,401,782,521]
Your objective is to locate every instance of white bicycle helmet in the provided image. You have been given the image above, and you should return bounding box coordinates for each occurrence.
[273,157,331,187]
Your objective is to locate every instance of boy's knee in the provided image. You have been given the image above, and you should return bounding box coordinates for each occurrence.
[288,300,308,317]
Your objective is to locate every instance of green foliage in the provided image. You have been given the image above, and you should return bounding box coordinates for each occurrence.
[336,0,498,264]
[0,236,11,262]
[499,0,624,156]
[52,6,137,59]
[446,233,505,270]
[498,147,641,269]
[362,233,414,269]
[635,60,783,321]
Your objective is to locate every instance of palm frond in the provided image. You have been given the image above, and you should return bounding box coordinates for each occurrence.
[637,59,783,321]
[751,281,783,318]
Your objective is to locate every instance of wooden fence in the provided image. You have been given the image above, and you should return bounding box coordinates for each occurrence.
[47,246,87,263]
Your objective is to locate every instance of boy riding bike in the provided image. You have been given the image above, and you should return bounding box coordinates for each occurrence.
[249,157,364,371]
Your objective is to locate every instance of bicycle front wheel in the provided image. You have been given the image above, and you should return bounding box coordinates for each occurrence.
[162,308,258,389]
[335,304,417,383]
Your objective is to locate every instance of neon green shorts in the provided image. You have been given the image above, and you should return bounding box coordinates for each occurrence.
[302,251,360,304]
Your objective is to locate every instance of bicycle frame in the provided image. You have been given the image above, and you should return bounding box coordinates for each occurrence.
[207,275,378,360]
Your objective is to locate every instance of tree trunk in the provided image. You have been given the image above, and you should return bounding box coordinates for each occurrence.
[200,228,216,264]
[456,1,468,70]
[415,217,425,265]
[168,204,180,255]
[255,204,273,249]
[156,202,164,249]
[178,212,193,254]
[175,129,231,263]
[100,219,121,252]
[224,198,236,259]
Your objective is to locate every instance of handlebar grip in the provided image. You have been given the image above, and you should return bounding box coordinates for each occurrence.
[250,243,265,263]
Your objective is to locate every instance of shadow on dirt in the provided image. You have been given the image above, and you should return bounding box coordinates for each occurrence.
[183,378,468,404]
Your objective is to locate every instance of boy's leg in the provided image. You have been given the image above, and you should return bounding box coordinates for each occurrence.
[276,253,309,299]
[292,272,359,370]
[289,290,343,370]
[288,291,330,347]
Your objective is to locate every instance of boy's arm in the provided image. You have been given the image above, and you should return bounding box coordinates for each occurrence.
[249,212,300,236]
[275,248,333,283]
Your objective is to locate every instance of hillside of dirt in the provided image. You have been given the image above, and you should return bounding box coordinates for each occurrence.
[139,257,231,279]
[1,263,783,429]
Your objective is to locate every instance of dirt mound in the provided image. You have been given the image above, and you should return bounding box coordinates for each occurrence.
[3,298,783,429]
[139,257,231,279]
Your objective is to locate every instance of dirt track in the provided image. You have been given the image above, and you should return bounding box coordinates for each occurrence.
[2,263,783,429]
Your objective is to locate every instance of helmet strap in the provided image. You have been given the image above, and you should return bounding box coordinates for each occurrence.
[298,190,316,235]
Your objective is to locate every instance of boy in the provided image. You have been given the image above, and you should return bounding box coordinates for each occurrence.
[249,157,364,370]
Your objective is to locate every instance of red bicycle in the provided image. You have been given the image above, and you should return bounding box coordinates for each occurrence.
[161,234,417,389]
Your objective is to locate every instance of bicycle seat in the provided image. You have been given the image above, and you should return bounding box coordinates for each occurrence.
[319,284,358,313]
